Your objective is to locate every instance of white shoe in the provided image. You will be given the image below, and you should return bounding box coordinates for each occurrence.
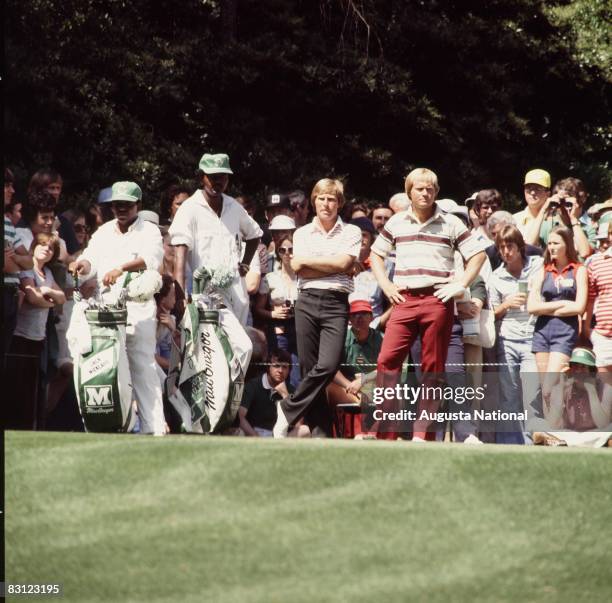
[464,434,483,445]
[273,403,290,438]
[411,436,426,443]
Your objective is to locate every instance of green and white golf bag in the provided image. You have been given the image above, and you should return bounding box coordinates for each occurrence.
[66,271,162,433]
[166,267,251,433]
[167,303,250,433]
[68,305,134,432]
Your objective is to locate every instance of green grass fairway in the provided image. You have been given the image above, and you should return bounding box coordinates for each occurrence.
[4,432,612,602]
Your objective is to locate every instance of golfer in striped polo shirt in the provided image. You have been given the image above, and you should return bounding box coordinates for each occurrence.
[370,168,486,440]
[274,178,361,437]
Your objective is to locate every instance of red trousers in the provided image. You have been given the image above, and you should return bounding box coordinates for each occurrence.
[375,291,454,440]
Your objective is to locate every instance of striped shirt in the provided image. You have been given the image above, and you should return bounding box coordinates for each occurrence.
[293,217,361,293]
[587,249,612,337]
[370,206,484,289]
[4,216,20,285]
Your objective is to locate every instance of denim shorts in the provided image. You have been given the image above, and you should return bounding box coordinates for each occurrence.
[532,316,578,356]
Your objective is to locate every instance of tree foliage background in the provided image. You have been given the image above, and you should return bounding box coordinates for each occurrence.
[5,0,611,211]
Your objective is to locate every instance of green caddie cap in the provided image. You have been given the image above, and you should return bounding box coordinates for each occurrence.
[198,153,233,175]
[109,181,142,203]
[569,347,596,367]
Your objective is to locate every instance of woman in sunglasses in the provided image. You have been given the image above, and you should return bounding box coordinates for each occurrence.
[254,234,299,387]
[62,208,90,254]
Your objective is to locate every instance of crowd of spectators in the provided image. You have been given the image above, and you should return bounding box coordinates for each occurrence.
[3,161,612,446]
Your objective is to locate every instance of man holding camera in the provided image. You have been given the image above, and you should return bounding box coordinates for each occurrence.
[522,175,594,259]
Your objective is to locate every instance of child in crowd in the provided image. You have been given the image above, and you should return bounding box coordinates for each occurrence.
[154,275,182,372]
[154,275,184,432]
[8,233,65,428]
[239,349,308,437]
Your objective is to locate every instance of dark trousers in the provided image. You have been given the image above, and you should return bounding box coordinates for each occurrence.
[281,289,348,434]
[6,336,44,429]
[3,285,20,362]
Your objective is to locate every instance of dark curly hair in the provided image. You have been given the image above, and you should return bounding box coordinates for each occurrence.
[22,191,57,225]
[159,183,192,224]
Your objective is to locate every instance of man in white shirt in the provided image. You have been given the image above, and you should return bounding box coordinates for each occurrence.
[71,182,165,435]
[169,153,262,324]
[274,178,361,437]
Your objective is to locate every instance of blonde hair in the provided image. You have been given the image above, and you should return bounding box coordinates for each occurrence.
[404,168,439,197]
[310,178,346,209]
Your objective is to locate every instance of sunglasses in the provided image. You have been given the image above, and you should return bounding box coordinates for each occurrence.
[278,247,293,255]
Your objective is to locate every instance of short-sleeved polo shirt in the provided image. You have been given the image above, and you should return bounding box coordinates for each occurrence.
[370,206,483,289]
[293,217,361,293]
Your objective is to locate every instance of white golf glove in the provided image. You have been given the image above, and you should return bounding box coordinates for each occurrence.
[434,282,466,303]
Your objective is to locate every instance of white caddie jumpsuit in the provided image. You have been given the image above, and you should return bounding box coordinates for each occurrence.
[77,216,165,434]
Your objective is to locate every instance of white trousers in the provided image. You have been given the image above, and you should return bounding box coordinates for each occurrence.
[125,300,165,434]
[222,277,250,326]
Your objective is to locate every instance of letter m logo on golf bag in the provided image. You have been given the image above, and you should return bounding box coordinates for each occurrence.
[84,385,114,408]
[71,307,134,432]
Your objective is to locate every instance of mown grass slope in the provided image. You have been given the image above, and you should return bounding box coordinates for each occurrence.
[5,432,611,602]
